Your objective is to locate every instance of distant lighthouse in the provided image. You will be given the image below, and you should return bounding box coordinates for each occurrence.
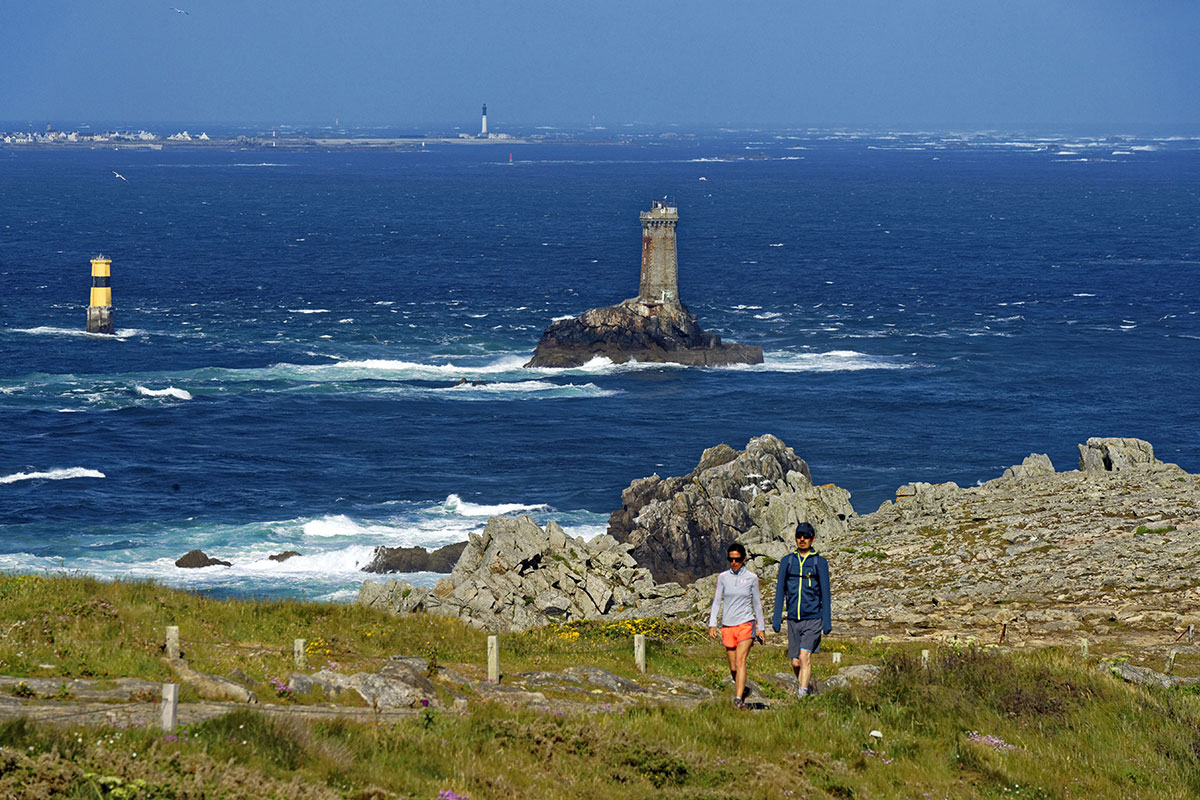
[86,255,115,334]
[480,104,488,137]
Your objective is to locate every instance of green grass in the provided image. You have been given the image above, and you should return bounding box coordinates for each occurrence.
[1134,525,1177,535]
[2,574,1200,798]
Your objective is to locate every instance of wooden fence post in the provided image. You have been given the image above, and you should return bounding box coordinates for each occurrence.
[1080,638,1089,658]
[294,639,306,669]
[1167,650,1178,674]
[921,649,930,670]
[1189,624,1195,645]
[832,652,842,665]
[487,635,499,683]
[634,634,646,673]
[161,683,178,732]
[165,626,180,660]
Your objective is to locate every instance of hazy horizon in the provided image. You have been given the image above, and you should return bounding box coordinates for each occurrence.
[4,1,1197,130]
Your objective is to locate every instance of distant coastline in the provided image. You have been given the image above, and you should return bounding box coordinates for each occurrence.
[0,134,546,151]
[0,127,637,151]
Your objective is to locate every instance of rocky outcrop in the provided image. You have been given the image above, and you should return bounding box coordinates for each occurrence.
[525,299,762,368]
[827,438,1199,644]
[359,435,1199,647]
[358,514,705,632]
[608,434,855,584]
[361,542,468,574]
[175,550,232,568]
[269,551,301,562]
[163,657,257,703]
[289,657,450,709]
[1078,437,1159,472]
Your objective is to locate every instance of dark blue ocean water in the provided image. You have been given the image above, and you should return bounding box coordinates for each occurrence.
[2,130,1197,600]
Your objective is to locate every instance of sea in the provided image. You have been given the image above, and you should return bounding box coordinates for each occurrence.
[2,126,1197,602]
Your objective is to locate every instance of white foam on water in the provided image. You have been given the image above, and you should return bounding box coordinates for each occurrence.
[302,515,393,538]
[1072,293,1097,297]
[438,493,548,517]
[1,467,106,484]
[437,380,618,398]
[753,312,783,319]
[10,326,142,340]
[287,308,330,314]
[727,350,913,373]
[551,314,576,321]
[768,243,784,247]
[135,385,193,400]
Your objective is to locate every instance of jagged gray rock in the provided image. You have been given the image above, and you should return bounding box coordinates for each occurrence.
[1002,453,1055,480]
[608,434,854,584]
[358,514,705,632]
[1079,437,1159,472]
[359,435,1198,648]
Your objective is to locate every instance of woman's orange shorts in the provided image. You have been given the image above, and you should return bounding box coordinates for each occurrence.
[721,621,756,648]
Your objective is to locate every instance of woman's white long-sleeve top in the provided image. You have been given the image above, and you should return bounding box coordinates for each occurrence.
[707,567,765,630]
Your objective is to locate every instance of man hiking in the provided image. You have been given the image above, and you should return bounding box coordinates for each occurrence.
[771,521,831,698]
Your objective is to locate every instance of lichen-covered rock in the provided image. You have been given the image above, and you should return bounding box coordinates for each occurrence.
[608,434,854,584]
[1078,437,1159,471]
[358,514,674,632]
[1001,453,1055,480]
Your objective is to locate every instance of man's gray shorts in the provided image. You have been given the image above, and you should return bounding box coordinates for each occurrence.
[787,618,823,659]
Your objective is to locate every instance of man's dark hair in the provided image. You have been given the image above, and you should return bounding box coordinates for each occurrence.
[727,542,747,558]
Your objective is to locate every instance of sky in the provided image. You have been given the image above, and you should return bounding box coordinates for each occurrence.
[2,0,1198,129]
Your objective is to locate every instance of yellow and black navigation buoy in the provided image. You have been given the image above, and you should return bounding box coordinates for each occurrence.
[86,255,114,334]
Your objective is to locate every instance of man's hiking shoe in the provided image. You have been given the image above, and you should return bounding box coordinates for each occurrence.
[797,686,809,699]
[732,697,746,709]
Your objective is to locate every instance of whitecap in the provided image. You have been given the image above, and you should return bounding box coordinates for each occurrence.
[287,308,330,314]
[726,350,913,373]
[135,385,193,400]
[1072,293,1096,297]
[437,493,549,517]
[1,467,106,485]
[753,312,783,319]
[10,326,141,340]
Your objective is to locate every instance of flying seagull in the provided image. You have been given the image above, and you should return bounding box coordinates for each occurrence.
[171,7,189,14]
[113,171,127,181]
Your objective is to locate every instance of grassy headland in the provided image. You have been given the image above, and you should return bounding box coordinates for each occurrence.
[1,573,1199,799]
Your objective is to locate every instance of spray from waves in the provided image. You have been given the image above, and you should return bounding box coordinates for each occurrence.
[0,499,608,600]
[1,467,106,485]
[135,385,193,400]
[436,380,619,398]
[726,350,915,373]
[437,493,549,517]
[9,326,143,340]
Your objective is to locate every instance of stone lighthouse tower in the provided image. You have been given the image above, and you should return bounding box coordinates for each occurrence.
[86,254,114,334]
[637,199,679,306]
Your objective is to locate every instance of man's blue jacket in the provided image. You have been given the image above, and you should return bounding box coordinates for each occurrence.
[771,549,831,634]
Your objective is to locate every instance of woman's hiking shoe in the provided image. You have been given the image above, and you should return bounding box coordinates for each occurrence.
[797,686,809,699]
[732,697,746,709]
